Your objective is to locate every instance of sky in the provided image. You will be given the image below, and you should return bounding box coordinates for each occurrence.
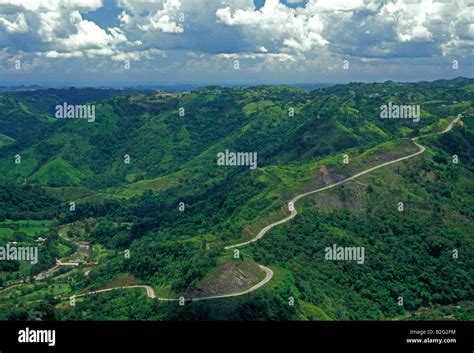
[0,0,473,86]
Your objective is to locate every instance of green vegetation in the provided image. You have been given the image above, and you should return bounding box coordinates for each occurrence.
[0,79,472,320]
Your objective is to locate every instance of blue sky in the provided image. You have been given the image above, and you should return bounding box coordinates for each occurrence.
[0,0,472,86]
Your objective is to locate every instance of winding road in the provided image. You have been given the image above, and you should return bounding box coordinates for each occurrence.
[225,116,460,250]
[71,264,273,302]
[72,116,462,302]
[73,285,157,300]
[4,116,461,303]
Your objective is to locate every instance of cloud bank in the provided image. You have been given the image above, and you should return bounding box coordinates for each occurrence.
[0,0,472,83]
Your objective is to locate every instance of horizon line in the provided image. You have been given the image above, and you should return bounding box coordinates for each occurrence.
[0,76,472,91]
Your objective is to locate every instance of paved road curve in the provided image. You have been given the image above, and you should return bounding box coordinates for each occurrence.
[74,285,157,299]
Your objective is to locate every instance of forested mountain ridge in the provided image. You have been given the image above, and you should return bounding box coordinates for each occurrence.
[1,79,472,190]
